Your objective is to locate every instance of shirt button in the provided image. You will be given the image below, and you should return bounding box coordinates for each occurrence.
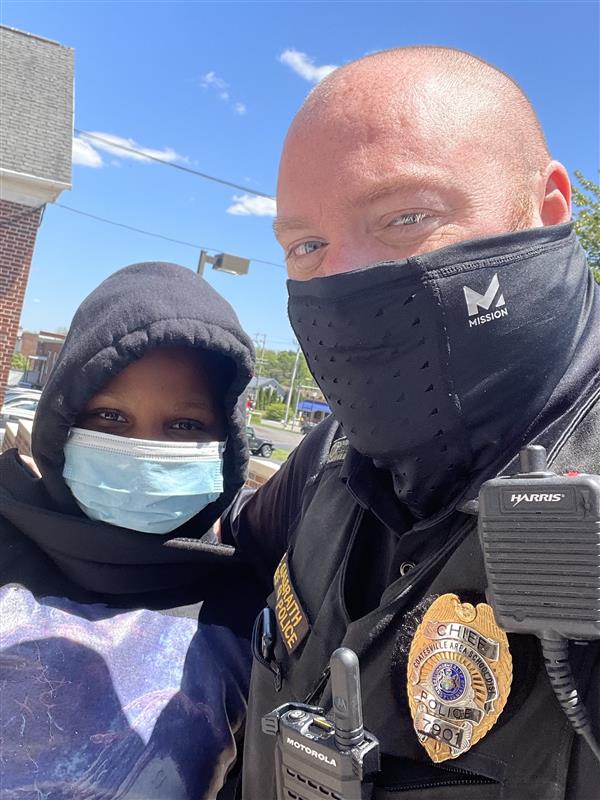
[399,561,416,576]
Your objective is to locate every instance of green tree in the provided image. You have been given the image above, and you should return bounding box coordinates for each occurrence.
[264,402,286,421]
[11,352,28,370]
[253,347,320,420]
[572,171,600,283]
[258,349,317,391]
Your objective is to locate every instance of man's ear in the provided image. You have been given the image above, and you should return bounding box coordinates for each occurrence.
[539,160,571,226]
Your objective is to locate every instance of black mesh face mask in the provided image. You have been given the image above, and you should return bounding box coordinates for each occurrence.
[288,224,592,517]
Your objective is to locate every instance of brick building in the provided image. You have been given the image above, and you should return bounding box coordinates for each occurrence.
[17,330,41,360]
[15,329,66,387]
[0,26,74,405]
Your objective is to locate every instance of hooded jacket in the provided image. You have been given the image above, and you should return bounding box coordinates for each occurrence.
[0,262,260,799]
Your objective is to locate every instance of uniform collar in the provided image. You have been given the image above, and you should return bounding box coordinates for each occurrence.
[340,448,459,535]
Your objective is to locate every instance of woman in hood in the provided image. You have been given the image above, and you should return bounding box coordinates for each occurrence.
[0,262,259,799]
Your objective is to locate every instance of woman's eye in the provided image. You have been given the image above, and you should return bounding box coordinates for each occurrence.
[97,409,126,423]
[388,212,429,227]
[171,419,204,432]
[290,240,325,258]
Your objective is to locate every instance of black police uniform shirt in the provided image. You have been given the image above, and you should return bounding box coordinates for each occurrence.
[222,224,600,799]
[0,263,264,800]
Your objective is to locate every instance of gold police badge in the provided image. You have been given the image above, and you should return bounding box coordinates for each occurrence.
[407,594,512,763]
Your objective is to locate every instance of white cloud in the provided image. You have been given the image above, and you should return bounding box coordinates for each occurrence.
[201,70,228,91]
[72,136,103,167]
[226,194,276,217]
[200,70,247,114]
[72,132,186,168]
[279,49,338,83]
[83,132,182,163]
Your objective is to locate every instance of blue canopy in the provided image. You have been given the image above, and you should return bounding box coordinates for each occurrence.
[297,400,330,414]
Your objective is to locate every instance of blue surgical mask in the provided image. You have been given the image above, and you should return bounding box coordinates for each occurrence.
[63,427,225,534]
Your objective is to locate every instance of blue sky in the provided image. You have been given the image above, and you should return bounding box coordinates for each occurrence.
[3,0,598,349]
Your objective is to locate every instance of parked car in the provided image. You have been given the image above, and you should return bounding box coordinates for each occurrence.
[0,396,39,425]
[4,388,42,403]
[3,394,40,408]
[246,426,273,458]
[300,420,318,435]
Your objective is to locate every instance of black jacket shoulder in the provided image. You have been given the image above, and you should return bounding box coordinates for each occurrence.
[221,417,341,589]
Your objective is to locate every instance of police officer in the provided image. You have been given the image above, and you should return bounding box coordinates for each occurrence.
[221,47,600,799]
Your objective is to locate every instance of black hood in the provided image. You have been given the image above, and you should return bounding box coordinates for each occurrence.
[0,262,255,597]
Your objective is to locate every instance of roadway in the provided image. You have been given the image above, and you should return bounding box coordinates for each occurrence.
[252,422,304,454]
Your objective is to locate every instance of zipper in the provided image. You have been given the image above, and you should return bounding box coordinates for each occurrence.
[303,665,330,705]
[377,762,496,793]
[339,506,367,624]
[378,776,495,792]
[300,508,363,706]
[251,608,282,691]
[547,382,600,466]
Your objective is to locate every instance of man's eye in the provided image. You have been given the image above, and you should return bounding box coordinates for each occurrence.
[290,240,325,258]
[171,419,204,432]
[389,212,428,227]
[97,409,126,423]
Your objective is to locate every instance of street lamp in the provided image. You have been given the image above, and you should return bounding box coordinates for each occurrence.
[283,346,301,427]
[197,250,250,277]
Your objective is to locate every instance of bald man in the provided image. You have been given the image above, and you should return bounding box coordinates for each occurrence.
[220,48,600,799]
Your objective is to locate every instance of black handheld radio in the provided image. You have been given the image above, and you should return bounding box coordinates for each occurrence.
[262,648,380,800]
[479,445,600,761]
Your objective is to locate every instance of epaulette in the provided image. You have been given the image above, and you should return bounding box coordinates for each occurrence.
[327,436,349,464]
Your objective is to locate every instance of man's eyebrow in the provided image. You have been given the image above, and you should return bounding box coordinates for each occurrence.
[272,216,312,238]
[360,175,446,204]
[273,176,448,237]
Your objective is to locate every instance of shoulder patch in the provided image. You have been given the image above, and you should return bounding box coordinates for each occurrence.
[273,552,310,654]
[407,593,512,762]
[327,436,349,464]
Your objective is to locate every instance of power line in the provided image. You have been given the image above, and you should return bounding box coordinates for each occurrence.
[253,333,268,383]
[53,203,286,269]
[75,129,275,200]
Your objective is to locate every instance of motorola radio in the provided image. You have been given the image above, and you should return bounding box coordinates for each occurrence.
[262,648,380,800]
[479,445,600,762]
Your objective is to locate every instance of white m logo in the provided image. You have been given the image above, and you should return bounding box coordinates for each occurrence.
[463,274,505,317]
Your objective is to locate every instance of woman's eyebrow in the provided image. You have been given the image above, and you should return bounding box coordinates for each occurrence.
[85,393,123,407]
[174,400,212,411]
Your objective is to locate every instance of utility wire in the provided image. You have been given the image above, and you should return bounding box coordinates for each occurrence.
[74,129,275,200]
[53,203,286,269]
